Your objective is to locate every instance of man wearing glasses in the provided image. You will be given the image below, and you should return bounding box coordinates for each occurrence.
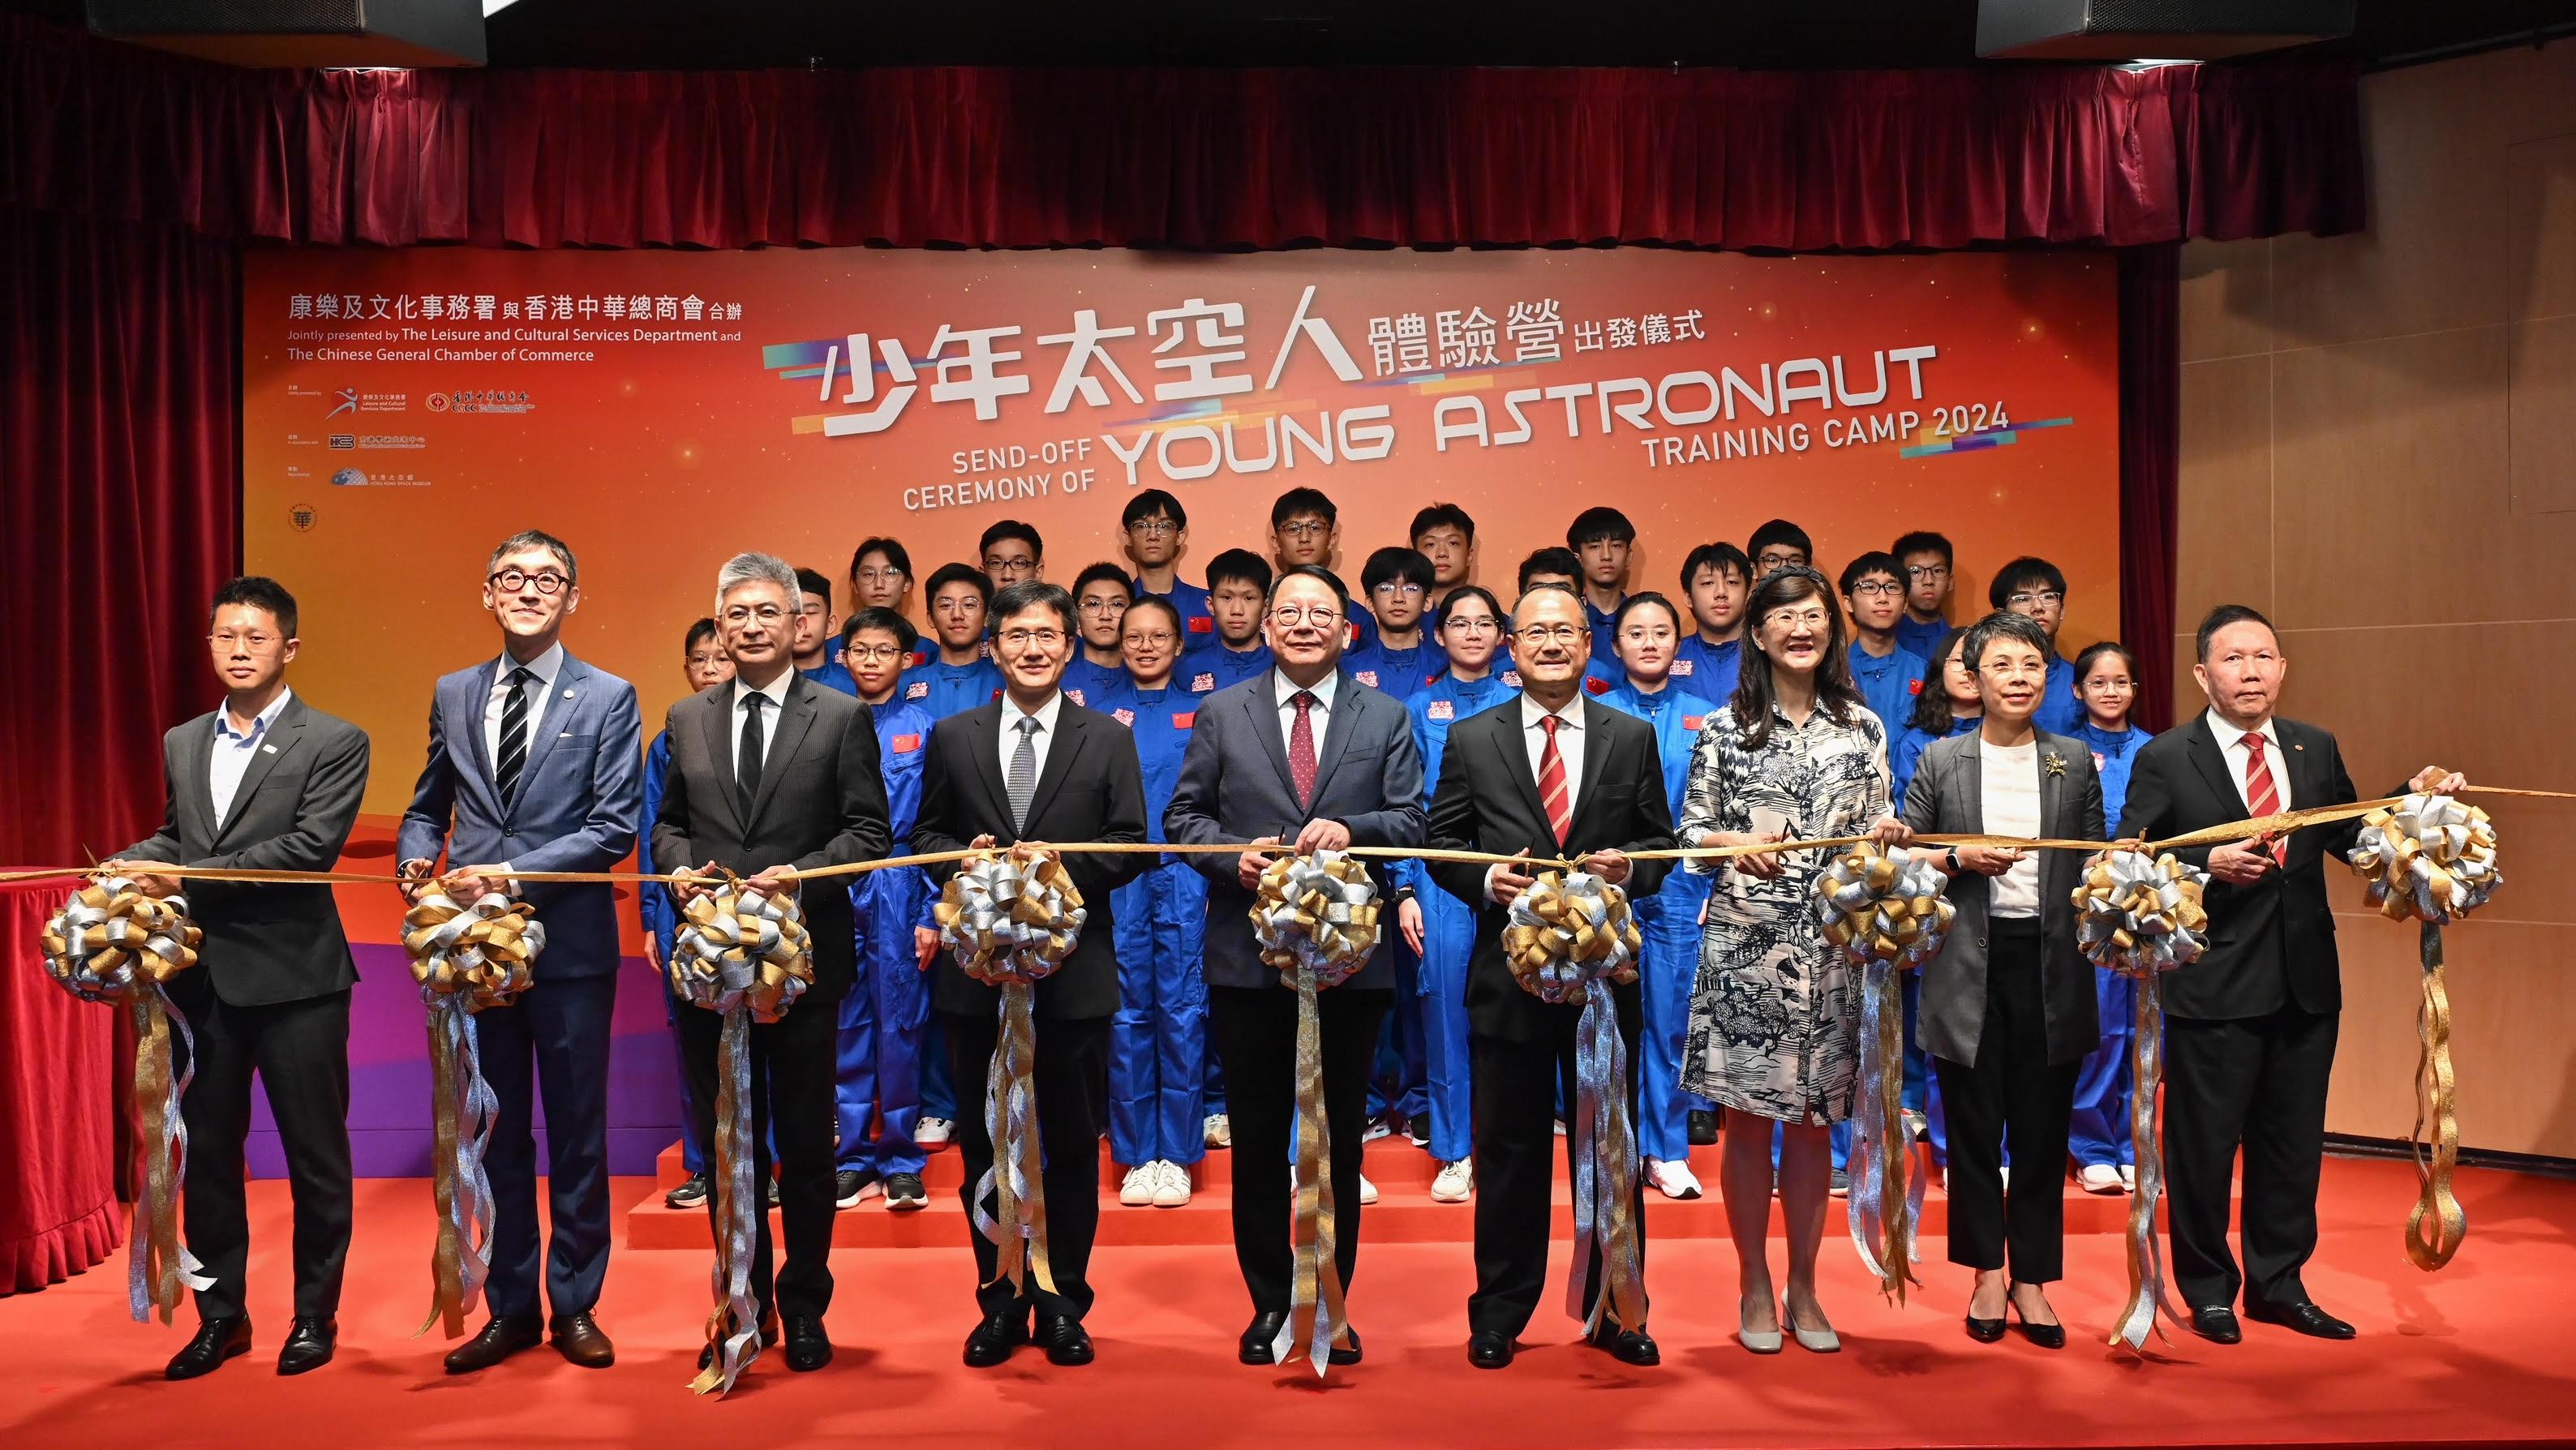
[1989,556,2081,732]
[1268,487,1376,654]
[980,519,1045,588]
[1166,566,1427,1366]
[396,531,643,1375]
[1344,547,1445,706]
[1891,530,1956,661]
[1063,564,1135,708]
[1121,488,1214,638]
[1838,551,1930,740]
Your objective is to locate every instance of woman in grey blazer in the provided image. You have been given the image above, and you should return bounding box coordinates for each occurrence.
[1898,611,2105,1349]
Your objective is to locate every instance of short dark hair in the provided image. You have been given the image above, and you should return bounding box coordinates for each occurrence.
[1747,518,1813,561]
[849,536,912,583]
[488,529,578,588]
[1269,487,1337,530]
[1434,585,1505,632]
[1891,530,1954,568]
[840,606,918,656]
[925,561,993,606]
[990,580,1076,636]
[1121,489,1187,531]
[2195,603,2276,663]
[1517,547,1583,593]
[1123,595,1184,637]
[1410,502,1475,541]
[1071,561,1133,603]
[1988,556,2067,608]
[1837,550,1905,598]
[1361,546,1436,596]
[210,576,298,637]
[1266,563,1350,610]
[794,567,833,611]
[1680,541,1752,593]
[1566,506,1637,548]
[2072,640,2138,683]
[1963,609,2054,672]
[685,617,718,653]
[1908,628,1973,733]
[1204,548,1273,596]
[1613,590,1684,636]
[980,519,1043,561]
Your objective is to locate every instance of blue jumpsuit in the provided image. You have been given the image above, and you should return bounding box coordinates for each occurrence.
[1098,678,1213,1168]
[1393,670,1520,1163]
[801,657,858,695]
[638,731,711,1175]
[2033,654,2082,734]
[1179,638,1272,694]
[1671,634,1742,703]
[1344,638,1446,706]
[1847,641,1929,743]
[2067,719,2154,1169]
[1893,614,1949,663]
[1061,654,1129,710]
[835,701,933,1177]
[1135,575,1214,638]
[1350,636,1445,1126]
[1599,680,1721,1164]
[898,654,1004,1126]
[1895,712,1981,1165]
[1584,594,1626,667]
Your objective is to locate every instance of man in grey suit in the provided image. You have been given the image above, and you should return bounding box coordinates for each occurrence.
[1166,564,1427,1366]
[652,552,891,1375]
[109,577,371,1380]
[397,530,642,1373]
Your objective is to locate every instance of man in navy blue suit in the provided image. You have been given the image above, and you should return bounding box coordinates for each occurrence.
[398,529,643,1373]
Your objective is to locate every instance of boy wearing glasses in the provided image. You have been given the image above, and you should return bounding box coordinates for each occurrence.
[1891,530,1956,661]
[1344,546,1446,706]
[1122,489,1214,639]
[1839,551,1930,740]
[1063,563,1135,708]
[1269,487,1376,654]
[979,520,1045,587]
[1989,556,2080,732]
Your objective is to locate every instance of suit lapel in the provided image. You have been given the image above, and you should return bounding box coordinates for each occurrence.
[216,697,307,843]
[1952,732,1984,834]
[2037,732,2065,838]
[2182,714,2241,813]
[699,686,747,837]
[1020,702,1083,830]
[462,658,500,800]
[514,654,583,797]
[1305,671,1363,802]
[964,704,1013,829]
[1567,697,1614,837]
[747,675,820,828]
[1488,704,1552,845]
[1243,680,1299,804]
[179,715,221,847]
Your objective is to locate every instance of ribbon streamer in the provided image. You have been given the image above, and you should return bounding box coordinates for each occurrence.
[1812,845,1953,1303]
[668,883,812,1396]
[1502,870,1649,1336]
[41,877,216,1324]
[1250,850,1379,1374]
[2072,847,2210,1349]
[2403,924,2466,1271]
[936,850,1087,1300]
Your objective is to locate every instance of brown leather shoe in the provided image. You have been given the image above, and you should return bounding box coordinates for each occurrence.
[549,1311,616,1368]
[444,1313,543,1374]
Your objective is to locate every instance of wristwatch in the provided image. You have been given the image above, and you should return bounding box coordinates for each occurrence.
[1944,847,1963,873]
[1391,885,1417,905]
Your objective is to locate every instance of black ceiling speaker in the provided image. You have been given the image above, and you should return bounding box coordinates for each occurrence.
[1976,0,2355,59]
[87,0,487,66]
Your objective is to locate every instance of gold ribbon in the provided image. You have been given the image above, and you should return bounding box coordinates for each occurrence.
[2404,924,2466,1271]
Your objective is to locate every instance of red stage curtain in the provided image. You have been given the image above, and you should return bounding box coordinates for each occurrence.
[0,882,122,1291]
[2118,245,2181,732]
[2,17,2361,251]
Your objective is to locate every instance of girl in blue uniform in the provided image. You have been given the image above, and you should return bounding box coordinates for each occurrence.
[1392,586,1516,1204]
[2065,641,2154,1194]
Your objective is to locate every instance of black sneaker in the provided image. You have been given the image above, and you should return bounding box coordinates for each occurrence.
[665,1171,708,1209]
[766,1177,781,1208]
[1407,1120,1432,1150]
[1829,1167,1850,1198]
[884,1173,929,1211]
[835,1169,882,1208]
[1687,1109,1719,1146]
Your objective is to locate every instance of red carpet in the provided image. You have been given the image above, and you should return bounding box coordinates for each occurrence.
[6,1155,2572,1448]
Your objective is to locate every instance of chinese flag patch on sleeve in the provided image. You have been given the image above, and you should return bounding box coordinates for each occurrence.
[1187,616,1213,633]
[891,733,922,753]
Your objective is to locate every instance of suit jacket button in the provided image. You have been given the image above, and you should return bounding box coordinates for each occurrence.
[504,830,518,839]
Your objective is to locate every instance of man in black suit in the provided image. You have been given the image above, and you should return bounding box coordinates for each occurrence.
[1166,564,1427,1366]
[2123,604,2459,1344]
[109,577,371,1380]
[652,552,891,1373]
[1425,582,1676,1370]
[912,580,1149,1369]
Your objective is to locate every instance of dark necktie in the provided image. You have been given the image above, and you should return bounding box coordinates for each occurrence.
[1007,714,1042,831]
[738,693,767,823]
[1288,690,1319,809]
[494,665,535,808]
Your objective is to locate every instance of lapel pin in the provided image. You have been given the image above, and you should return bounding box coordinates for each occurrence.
[563,689,575,699]
[263,744,278,754]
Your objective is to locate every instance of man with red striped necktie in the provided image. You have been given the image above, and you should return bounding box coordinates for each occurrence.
[2122,604,2462,1347]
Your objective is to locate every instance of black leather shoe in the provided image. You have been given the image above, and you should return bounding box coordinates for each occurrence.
[1467,1329,1514,1370]
[548,1311,615,1368]
[782,1315,832,1371]
[1964,1313,2007,1344]
[696,1313,777,1371]
[2190,1305,2243,1344]
[1688,1109,1719,1146]
[1590,1323,1660,1366]
[277,1317,337,1375]
[964,1310,1029,1367]
[443,1313,542,1374]
[2007,1284,2065,1350]
[1037,1314,1094,1366]
[165,1317,251,1380]
[2245,1298,2355,1340]
[1239,1311,1287,1365]
[1329,1325,1361,1366]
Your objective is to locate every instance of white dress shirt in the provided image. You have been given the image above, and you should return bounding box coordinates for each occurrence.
[209,688,294,823]
[2204,710,2291,813]
[730,670,796,774]
[483,641,565,770]
[1271,669,1339,754]
[1977,738,2042,917]
[1487,693,1586,902]
[998,689,1065,783]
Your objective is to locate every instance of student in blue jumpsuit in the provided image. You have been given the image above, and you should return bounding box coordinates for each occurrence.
[1596,593,1724,1201]
[1840,551,1930,740]
[1063,562,1134,708]
[2065,641,2155,1194]
[639,619,731,1208]
[1346,547,1446,1139]
[1567,506,1638,667]
[1122,487,1215,641]
[1390,586,1516,1203]
[1893,628,1985,1170]
[1675,541,1754,709]
[1891,530,1956,663]
[790,566,858,695]
[1989,556,2083,733]
[1096,598,1215,1208]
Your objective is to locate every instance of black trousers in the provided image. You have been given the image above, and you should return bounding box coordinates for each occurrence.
[942,1009,1110,1322]
[173,986,354,1323]
[1467,1004,1647,1339]
[479,972,616,1320]
[2163,1004,2338,1307]
[1933,921,2079,1283]
[1209,984,1391,1315]
[676,992,839,1321]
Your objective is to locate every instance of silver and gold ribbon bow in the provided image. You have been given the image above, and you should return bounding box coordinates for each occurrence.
[668,882,812,1396]
[1249,850,1379,1374]
[1503,870,1649,1337]
[2073,848,2210,1349]
[2347,795,2500,1272]
[401,890,544,1339]
[41,875,216,1325]
[937,850,1088,1301]
[1814,845,1955,1304]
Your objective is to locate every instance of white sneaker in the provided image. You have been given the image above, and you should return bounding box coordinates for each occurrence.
[1359,1173,1380,1207]
[1646,1159,1704,1200]
[1119,1163,1157,1206]
[2077,1164,2124,1195]
[1999,1165,2011,1191]
[1204,1113,1232,1149]
[917,1116,953,1148]
[2119,1163,2137,1191]
[1153,1160,1192,1208]
[1552,1118,1567,1137]
[1430,1159,1474,1203]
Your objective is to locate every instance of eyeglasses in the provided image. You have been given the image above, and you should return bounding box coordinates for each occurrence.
[1079,596,1129,616]
[1618,626,1677,644]
[1442,616,1501,635]
[1848,581,1904,598]
[1762,607,1831,630]
[1755,551,1805,569]
[844,643,907,663]
[1126,518,1179,538]
[1123,629,1178,648]
[986,559,1037,577]
[488,568,569,594]
[997,628,1066,649]
[1906,564,1951,581]
[1513,624,1586,646]
[2007,590,2066,609]
[1372,581,1426,599]
[1269,604,1342,628]
[723,604,787,624]
[1276,520,1329,541]
[209,630,280,652]
[853,566,908,586]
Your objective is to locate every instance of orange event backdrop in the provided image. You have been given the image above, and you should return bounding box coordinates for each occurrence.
[244,247,2119,814]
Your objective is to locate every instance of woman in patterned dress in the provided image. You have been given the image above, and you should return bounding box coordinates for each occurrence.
[1678,567,1904,1353]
